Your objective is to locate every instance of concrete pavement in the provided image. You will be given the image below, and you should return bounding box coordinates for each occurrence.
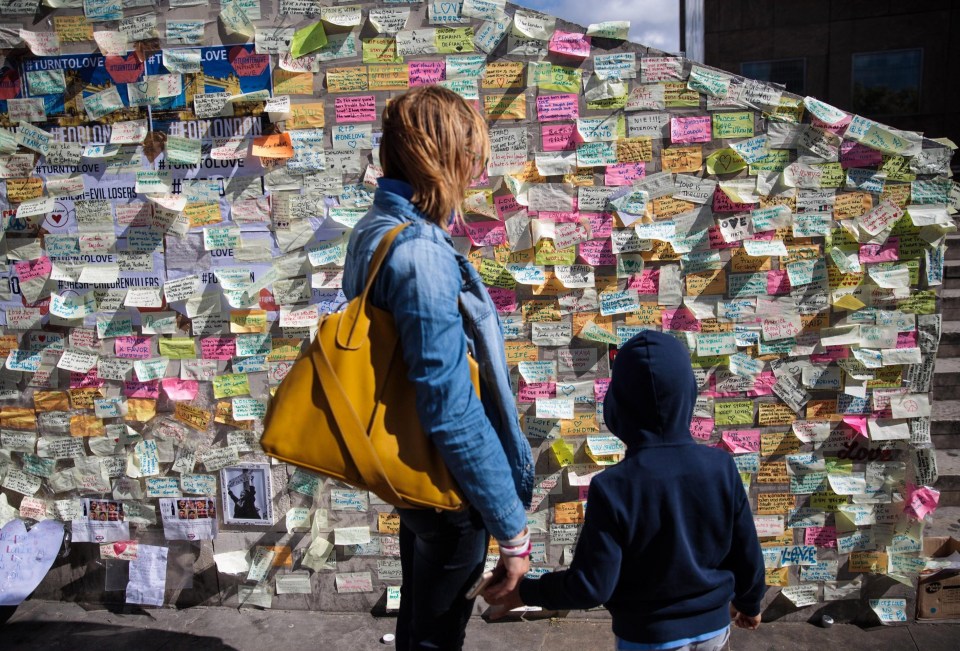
[2,599,959,651]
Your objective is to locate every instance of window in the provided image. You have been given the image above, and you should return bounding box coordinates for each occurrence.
[851,49,922,116]
[740,59,806,95]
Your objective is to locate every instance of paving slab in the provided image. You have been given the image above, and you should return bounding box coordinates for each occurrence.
[7,599,960,651]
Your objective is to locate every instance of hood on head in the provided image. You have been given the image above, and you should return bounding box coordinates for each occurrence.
[603,331,698,447]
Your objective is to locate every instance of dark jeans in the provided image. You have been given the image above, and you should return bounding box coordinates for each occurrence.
[396,507,488,650]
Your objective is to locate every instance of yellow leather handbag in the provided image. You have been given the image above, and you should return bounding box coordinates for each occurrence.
[261,223,477,510]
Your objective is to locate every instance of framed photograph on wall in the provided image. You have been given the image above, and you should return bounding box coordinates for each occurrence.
[220,463,274,526]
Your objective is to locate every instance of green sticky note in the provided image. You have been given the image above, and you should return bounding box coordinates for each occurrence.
[291,22,328,58]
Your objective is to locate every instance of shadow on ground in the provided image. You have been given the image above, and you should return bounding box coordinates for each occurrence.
[1,621,238,651]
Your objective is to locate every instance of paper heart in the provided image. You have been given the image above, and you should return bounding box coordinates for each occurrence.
[0,519,64,607]
[228,46,270,78]
[113,542,127,556]
[0,66,21,101]
[104,54,145,84]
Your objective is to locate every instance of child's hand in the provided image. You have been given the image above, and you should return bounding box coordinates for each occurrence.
[729,604,761,630]
[483,583,524,620]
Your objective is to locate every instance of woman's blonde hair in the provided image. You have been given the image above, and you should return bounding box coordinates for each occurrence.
[379,86,490,228]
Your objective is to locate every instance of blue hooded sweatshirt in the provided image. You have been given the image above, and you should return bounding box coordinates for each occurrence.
[518,331,766,645]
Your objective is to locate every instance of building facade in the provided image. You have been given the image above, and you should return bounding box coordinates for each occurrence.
[704,0,960,164]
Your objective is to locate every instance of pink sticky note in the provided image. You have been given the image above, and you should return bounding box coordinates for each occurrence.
[548,30,591,58]
[670,116,712,144]
[661,306,701,332]
[408,61,445,87]
[707,227,739,250]
[593,377,611,403]
[721,429,761,453]
[115,336,153,359]
[200,336,236,360]
[811,113,851,136]
[161,378,199,401]
[628,267,660,293]
[859,238,899,263]
[465,220,507,247]
[804,526,838,548]
[811,348,849,364]
[904,483,940,520]
[712,189,757,213]
[334,95,377,123]
[746,372,777,397]
[578,239,615,265]
[582,212,613,239]
[518,380,556,403]
[70,368,104,389]
[536,94,579,122]
[605,162,645,186]
[487,287,517,314]
[14,256,51,282]
[840,141,883,169]
[578,485,591,501]
[124,379,160,399]
[537,211,580,223]
[690,417,714,441]
[766,269,791,295]
[541,123,580,152]
[842,416,869,438]
[897,331,918,349]
[494,195,524,218]
[448,218,467,237]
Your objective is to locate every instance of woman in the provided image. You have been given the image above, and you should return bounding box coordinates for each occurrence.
[342,86,534,650]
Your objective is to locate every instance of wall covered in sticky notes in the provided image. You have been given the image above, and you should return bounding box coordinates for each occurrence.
[0,0,953,618]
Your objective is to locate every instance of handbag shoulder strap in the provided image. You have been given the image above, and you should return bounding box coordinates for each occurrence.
[310,339,408,507]
[337,222,411,350]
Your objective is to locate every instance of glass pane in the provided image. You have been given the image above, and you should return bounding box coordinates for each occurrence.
[852,49,922,115]
[740,59,806,95]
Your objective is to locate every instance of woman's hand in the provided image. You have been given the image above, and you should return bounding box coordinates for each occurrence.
[483,554,529,603]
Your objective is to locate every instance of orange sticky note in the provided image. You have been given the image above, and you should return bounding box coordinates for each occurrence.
[252,133,294,158]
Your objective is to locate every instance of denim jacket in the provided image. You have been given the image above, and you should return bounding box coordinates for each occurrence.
[342,178,534,542]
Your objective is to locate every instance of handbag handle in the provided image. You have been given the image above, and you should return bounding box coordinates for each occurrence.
[336,223,410,350]
[310,334,409,507]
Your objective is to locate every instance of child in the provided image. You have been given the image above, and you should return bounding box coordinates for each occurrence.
[485,331,766,650]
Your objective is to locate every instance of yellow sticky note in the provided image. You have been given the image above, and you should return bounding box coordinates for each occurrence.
[362,37,401,64]
[70,413,105,437]
[706,148,746,175]
[230,309,268,334]
[714,400,754,426]
[368,64,409,91]
[326,66,368,93]
[158,337,197,360]
[286,102,325,130]
[484,93,526,120]
[551,438,576,467]
[212,373,250,399]
[273,70,314,96]
[184,202,222,228]
[833,293,866,311]
[290,21,327,58]
[434,27,474,54]
[125,398,156,422]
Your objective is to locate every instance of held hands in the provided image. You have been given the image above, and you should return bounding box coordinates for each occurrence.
[729,604,761,630]
[481,554,528,619]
